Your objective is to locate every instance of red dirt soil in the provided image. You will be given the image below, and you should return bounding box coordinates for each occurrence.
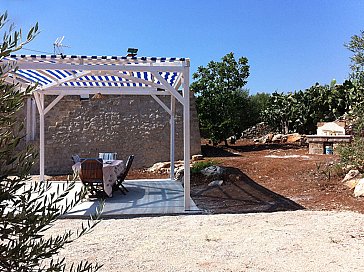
[192,139,364,214]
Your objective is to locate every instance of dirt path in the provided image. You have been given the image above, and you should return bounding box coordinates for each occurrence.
[48,210,364,272]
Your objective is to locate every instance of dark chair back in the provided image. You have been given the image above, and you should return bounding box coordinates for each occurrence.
[79,158,103,184]
[118,155,134,181]
[71,154,81,164]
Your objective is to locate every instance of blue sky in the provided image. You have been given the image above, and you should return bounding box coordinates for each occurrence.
[1,0,364,94]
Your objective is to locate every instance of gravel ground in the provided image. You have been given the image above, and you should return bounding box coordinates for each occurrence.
[46,210,364,272]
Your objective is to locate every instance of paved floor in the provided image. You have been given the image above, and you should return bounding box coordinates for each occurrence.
[65,179,200,218]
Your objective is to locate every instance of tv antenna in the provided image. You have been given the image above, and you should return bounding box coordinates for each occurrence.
[53,36,70,55]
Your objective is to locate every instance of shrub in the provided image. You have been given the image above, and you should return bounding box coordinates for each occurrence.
[191,160,218,174]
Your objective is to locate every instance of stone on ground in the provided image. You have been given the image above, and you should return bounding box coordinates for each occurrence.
[201,166,224,177]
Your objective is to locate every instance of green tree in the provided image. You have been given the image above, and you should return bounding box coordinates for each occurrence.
[337,30,364,170]
[191,52,250,145]
[262,80,360,135]
[0,12,102,272]
[345,30,364,85]
[247,92,271,125]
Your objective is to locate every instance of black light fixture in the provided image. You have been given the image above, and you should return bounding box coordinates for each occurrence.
[127,48,138,57]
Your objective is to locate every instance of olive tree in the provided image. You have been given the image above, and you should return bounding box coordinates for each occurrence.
[0,12,102,272]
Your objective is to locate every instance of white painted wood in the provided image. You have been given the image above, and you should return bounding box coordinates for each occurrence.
[170,96,176,180]
[41,87,170,96]
[182,66,191,210]
[31,98,36,140]
[26,98,31,142]
[151,94,172,116]
[15,62,185,72]
[152,72,184,105]
[33,92,42,115]
[39,93,45,181]
[44,95,64,115]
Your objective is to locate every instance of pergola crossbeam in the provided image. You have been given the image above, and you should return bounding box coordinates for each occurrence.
[13,63,184,73]
[152,72,184,105]
[44,94,64,115]
[151,94,172,115]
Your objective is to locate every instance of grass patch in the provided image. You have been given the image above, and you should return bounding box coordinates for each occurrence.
[191,160,218,174]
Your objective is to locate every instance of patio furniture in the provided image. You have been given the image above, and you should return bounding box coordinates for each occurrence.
[114,155,134,194]
[79,158,105,197]
[98,152,117,160]
[73,159,125,197]
[71,154,81,164]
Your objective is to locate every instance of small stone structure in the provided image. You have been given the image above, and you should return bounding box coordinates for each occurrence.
[307,121,352,155]
[24,93,201,175]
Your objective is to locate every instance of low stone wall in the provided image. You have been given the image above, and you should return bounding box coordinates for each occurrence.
[27,93,201,175]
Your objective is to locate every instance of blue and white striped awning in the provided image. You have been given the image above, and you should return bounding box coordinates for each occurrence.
[3,55,189,95]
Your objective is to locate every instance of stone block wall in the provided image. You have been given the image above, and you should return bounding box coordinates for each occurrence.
[28,93,201,175]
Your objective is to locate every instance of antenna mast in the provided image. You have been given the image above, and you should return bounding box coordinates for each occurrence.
[53,36,70,55]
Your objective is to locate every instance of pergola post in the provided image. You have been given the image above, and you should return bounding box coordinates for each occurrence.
[26,97,31,142]
[33,92,64,182]
[182,65,191,210]
[170,96,176,179]
[33,92,45,181]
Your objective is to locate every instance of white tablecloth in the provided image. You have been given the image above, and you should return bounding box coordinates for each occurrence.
[73,160,125,197]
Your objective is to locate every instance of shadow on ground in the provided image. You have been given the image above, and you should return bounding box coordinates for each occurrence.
[191,167,304,214]
[201,143,303,157]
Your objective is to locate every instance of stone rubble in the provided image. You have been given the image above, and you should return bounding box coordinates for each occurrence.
[342,169,364,197]
[201,166,224,177]
[354,179,364,197]
[208,180,224,187]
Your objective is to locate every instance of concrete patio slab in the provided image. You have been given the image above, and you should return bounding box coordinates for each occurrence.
[65,179,201,218]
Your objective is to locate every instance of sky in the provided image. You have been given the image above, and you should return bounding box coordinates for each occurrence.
[1,0,364,94]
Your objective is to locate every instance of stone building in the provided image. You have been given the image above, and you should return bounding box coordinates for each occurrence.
[24,93,201,175]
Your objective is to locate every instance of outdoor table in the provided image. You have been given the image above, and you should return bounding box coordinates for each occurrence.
[72,160,125,197]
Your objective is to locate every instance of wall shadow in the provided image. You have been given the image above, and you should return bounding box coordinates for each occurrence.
[191,167,304,214]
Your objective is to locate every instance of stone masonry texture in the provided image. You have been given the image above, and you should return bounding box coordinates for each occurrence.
[27,93,201,175]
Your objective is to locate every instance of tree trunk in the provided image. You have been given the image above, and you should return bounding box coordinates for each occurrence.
[224,139,229,147]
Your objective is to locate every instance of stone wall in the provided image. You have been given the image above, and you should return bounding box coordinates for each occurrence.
[28,93,201,175]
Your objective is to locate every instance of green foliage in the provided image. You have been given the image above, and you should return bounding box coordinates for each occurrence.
[262,80,363,134]
[336,94,364,172]
[345,30,364,85]
[330,30,364,172]
[191,52,250,145]
[191,160,218,174]
[0,12,102,272]
[247,92,271,124]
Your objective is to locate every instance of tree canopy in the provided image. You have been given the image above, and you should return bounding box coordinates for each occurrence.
[191,52,250,145]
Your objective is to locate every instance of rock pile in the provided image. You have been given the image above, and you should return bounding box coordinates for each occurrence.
[342,169,364,197]
[254,133,305,144]
[147,155,204,180]
[241,122,272,139]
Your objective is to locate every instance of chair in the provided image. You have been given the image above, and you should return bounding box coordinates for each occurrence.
[79,158,105,197]
[71,154,81,164]
[98,152,117,161]
[114,155,134,194]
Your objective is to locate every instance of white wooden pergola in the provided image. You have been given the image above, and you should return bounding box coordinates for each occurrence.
[3,54,192,210]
